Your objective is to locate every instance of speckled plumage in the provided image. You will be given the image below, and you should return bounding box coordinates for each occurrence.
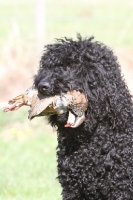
[29,90,88,127]
[4,88,88,128]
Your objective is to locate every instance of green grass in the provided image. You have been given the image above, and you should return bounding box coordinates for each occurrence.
[0,108,62,200]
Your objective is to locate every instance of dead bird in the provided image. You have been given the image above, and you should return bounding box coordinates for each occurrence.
[4,88,88,128]
[29,90,88,128]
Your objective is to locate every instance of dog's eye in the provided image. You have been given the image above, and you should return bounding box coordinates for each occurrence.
[38,82,50,94]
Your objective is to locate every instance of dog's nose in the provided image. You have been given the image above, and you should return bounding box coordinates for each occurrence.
[38,82,50,94]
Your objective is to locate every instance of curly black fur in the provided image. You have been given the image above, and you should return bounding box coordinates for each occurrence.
[34,35,133,200]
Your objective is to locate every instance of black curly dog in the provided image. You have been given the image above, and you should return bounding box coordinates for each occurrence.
[34,35,133,200]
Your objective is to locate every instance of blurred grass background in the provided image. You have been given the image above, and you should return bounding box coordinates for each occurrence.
[0,0,133,199]
[0,108,61,200]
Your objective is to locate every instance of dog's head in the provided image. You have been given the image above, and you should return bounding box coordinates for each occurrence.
[34,35,129,131]
[34,36,89,98]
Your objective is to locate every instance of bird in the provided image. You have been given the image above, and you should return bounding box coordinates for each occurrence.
[28,90,88,128]
[4,88,88,128]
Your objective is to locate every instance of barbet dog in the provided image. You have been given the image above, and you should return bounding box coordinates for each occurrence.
[33,35,133,200]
